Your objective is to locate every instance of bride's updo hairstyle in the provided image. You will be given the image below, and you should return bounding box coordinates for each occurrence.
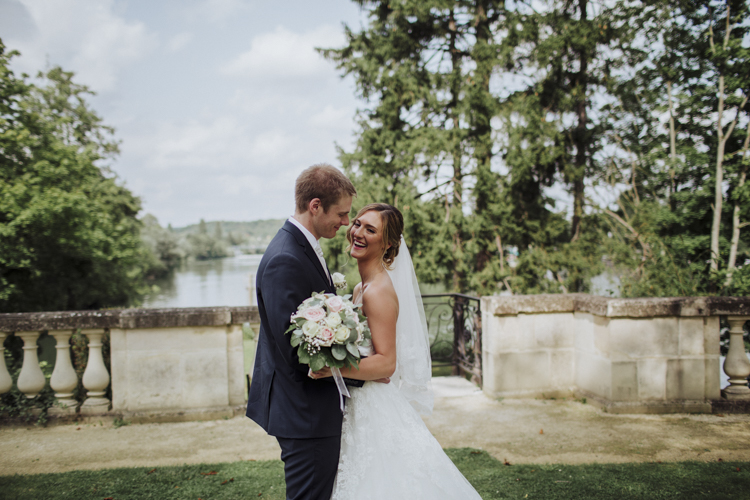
[347,203,404,269]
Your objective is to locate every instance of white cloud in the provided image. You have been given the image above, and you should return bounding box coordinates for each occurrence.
[6,0,156,92]
[166,32,193,53]
[220,25,344,80]
[182,0,249,24]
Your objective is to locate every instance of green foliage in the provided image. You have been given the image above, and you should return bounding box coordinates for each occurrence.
[140,214,184,279]
[0,41,152,312]
[323,0,750,298]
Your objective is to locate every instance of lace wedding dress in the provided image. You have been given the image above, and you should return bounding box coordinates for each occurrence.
[331,239,482,500]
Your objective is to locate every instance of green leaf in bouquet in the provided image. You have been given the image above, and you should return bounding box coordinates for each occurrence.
[343,319,357,329]
[310,354,326,372]
[331,344,347,361]
[298,345,311,365]
[346,352,360,369]
[343,294,352,300]
[347,328,358,343]
[296,318,307,327]
[346,342,360,357]
[321,348,336,366]
[290,334,302,347]
[285,324,296,334]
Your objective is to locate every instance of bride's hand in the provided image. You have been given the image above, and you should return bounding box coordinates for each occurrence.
[309,367,332,379]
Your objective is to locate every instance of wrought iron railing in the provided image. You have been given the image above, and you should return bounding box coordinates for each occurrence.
[421,293,482,387]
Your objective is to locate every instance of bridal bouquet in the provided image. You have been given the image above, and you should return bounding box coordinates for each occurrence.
[286,291,372,373]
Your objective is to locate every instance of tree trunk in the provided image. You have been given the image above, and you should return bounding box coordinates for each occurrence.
[667,80,677,209]
[710,75,726,273]
[449,8,464,291]
[570,0,589,242]
[726,125,750,286]
[471,0,496,272]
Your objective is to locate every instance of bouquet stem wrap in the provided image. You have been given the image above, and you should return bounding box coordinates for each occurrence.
[331,367,350,413]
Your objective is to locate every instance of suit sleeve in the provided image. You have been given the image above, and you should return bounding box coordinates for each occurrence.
[262,251,315,375]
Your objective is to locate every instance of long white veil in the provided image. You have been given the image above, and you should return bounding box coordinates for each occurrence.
[386,237,433,416]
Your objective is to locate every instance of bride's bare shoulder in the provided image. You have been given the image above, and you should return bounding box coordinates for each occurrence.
[362,272,398,314]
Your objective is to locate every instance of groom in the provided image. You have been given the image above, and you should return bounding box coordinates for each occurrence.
[246,163,359,500]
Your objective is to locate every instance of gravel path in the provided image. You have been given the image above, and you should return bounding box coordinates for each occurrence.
[2,377,749,476]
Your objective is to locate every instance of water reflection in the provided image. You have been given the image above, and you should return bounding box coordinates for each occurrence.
[143,254,263,308]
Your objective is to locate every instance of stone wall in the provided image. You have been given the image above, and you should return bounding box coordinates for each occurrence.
[0,307,260,422]
[481,294,750,413]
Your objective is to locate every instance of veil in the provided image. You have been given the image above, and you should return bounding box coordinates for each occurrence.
[385,237,434,416]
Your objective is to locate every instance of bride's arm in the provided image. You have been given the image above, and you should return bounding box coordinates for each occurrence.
[338,283,398,381]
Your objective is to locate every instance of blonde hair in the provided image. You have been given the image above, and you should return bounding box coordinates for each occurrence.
[295,164,356,213]
[347,203,404,269]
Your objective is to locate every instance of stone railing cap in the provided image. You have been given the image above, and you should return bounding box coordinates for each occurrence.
[483,294,750,318]
[0,306,260,332]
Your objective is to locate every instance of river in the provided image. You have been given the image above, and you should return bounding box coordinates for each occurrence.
[142,254,262,308]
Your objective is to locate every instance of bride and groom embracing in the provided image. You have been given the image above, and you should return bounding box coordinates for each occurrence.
[246,164,481,499]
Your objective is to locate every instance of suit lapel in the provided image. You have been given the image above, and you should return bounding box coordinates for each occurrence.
[282,221,333,292]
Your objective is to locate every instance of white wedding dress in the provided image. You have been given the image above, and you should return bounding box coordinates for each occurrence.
[331,239,482,500]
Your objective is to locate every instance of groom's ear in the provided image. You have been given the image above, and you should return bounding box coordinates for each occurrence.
[308,198,322,214]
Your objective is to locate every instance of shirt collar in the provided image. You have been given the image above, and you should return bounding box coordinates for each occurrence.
[288,216,319,250]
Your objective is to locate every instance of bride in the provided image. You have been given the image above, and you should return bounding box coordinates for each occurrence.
[311,203,482,499]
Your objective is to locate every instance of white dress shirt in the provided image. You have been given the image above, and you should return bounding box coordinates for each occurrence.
[288,216,331,282]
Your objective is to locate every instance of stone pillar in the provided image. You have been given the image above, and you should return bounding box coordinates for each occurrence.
[0,332,12,395]
[80,329,111,414]
[227,324,246,406]
[722,317,750,400]
[16,331,46,398]
[48,330,79,415]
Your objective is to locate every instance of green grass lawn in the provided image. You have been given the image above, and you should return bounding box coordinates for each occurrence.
[1,449,748,500]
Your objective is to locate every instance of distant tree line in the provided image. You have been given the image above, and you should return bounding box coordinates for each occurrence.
[321,0,750,297]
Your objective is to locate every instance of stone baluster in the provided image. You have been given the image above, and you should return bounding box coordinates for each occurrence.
[722,317,750,400]
[48,330,79,415]
[16,331,46,398]
[0,332,12,394]
[80,329,110,414]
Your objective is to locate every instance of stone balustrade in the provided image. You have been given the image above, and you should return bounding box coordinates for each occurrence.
[0,307,259,423]
[481,294,750,413]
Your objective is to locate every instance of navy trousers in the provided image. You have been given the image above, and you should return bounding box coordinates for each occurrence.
[277,435,340,500]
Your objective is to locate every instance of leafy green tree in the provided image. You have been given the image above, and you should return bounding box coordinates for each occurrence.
[140,214,184,279]
[605,0,750,296]
[0,42,152,311]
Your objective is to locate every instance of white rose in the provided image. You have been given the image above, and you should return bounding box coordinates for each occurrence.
[332,272,347,290]
[325,312,342,328]
[302,321,320,339]
[334,326,350,344]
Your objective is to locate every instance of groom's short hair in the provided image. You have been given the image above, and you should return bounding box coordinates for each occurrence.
[295,163,356,213]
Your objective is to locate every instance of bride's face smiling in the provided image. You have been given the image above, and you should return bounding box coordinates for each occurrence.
[350,210,388,261]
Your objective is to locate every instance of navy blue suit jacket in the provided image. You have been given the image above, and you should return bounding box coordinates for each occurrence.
[246,221,346,438]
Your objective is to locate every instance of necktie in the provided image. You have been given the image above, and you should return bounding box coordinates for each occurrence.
[314,244,331,283]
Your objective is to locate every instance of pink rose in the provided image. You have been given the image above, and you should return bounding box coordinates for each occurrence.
[326,296,344,313]
[318,326,335,346]
[303,306,326,322]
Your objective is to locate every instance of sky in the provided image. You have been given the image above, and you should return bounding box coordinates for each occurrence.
[0,0,367,227]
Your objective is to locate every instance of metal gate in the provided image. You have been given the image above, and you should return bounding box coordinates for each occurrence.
[421,293,482,387]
